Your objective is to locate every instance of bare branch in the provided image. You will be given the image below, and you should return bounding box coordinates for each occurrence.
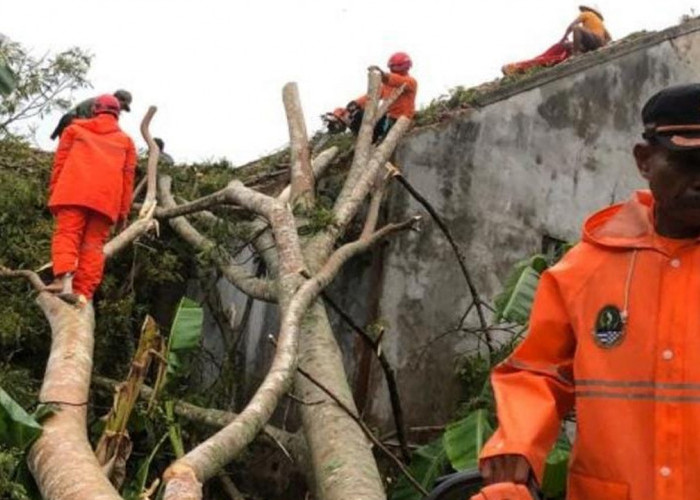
[103,218,159,258]
[91,376,303,455]
[360,169,391,240]
[0,265,46,291]
[392,170,494,357]
[313,216,421,292]
[278,146,338,204]
[283,82,314,209]
[139,106,160,219]
[158,176,276,302]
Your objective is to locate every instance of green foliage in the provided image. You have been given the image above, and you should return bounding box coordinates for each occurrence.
[0,446,32,500]
[0,38,91,135]
[390,439,449,500]
[165,297,204,382]
[414,86,481,127]
[298,205,337,236]
[541,436,572,499]
[443,409,494,472]
[494,254,549,325]
[122,432,169,500]
[0,388,42,450]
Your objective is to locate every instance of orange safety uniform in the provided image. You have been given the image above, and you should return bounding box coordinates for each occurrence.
[471,482,533,500]
[481,190,700,500]
[48,113,136,299]
[355,72,418,119]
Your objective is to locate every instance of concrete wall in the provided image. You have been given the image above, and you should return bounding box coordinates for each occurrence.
[364,20,700,429]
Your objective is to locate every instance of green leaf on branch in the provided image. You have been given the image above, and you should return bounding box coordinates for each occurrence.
[443,409,494,471]
[494,255,548,325]
[390,439,449,500]
[0,388,42,450]
[169,297,204,351]
[123,431,169,500]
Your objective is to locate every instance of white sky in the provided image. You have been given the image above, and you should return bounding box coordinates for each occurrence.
[4,1,699,164]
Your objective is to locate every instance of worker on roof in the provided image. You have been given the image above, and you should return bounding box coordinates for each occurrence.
[50,89,132,140]
[45,94,136,306]
[327,52,417,143]
[561,4,611,55]
[474,83,700,500]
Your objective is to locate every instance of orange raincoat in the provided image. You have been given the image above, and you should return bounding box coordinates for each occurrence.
[481,190,700,500]
[49,113,136,223]
[48,113,136,299]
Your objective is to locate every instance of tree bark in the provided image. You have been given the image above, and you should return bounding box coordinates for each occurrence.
[27,295,122,500]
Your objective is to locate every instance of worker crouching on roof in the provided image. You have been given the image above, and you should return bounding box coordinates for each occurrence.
[561,4,611,55]
[475,83,700,500]
[345,52,417,143]
[45,94,136,306]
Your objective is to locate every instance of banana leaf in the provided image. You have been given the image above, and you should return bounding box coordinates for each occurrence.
[390,438,449,500]
[494,255,548,325]
[0,387,42,450]
[443,409,494,471]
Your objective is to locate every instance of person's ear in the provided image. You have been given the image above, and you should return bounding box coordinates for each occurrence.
[634,142,655,181]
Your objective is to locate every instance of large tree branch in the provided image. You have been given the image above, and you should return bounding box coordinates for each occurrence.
[92,376,305,460]
[283,82,314,209]
[162,178,308,499]
[27,297,122,500]
[158,176,276,302]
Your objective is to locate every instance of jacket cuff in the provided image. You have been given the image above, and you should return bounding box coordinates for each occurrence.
[479,437,548,485]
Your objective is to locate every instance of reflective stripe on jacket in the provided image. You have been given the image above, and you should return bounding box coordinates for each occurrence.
[481,190,700,500]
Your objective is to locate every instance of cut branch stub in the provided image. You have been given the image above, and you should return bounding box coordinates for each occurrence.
[283,82,314,211]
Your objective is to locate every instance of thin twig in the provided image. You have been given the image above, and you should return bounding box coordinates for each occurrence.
[391,169,494,358]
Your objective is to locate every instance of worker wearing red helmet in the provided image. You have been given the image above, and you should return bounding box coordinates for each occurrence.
[347,52,418,142]
[45,94,137,305]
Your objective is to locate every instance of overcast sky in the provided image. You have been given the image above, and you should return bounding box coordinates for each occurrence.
[4,1,698,164]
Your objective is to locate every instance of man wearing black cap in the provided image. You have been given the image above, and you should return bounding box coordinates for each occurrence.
[50,89,132,140]
[474,83,700,500]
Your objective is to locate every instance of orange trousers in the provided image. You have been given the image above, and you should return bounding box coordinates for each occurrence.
[51,206,112,300]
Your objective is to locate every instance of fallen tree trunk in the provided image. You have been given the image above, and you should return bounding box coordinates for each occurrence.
[27,295,122,500]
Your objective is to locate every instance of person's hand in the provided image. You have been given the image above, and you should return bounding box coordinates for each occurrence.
[480,454,532,485]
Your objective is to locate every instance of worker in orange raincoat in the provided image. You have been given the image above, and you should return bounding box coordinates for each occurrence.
[476,83,700,500]
[45,94,136,305]
[331,52,417,143]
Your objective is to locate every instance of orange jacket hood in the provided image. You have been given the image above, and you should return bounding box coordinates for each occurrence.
[582,190,656,250]
[71,113,121,135]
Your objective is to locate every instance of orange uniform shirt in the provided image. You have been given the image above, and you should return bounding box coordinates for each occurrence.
[481,191,700,500]
[355,72,418,119]
[577,11,606,38]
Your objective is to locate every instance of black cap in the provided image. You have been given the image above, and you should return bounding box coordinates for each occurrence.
[113,89,132,112]
[642,84,700,151]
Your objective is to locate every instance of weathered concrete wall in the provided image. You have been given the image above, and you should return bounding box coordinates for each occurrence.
[364,19,700,429]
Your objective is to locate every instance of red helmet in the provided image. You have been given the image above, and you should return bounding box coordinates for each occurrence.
[388,52,412,73]
[93,94,121,117]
